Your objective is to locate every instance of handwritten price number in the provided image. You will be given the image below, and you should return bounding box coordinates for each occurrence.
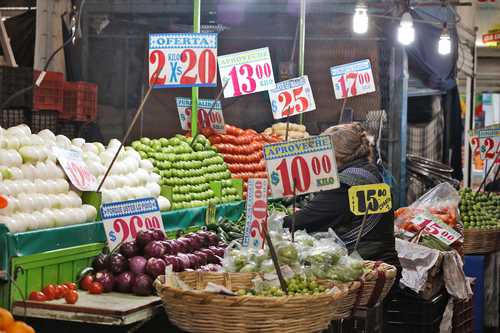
[355,187,387,213]
[66,160,95,189]
[184,107,223,130]
[276,155,332,196]
[111,215,162,244]
[337,71,372,98]
[419,218,456,242]
[470,136,499,161]
[278,87,309,117]
[249,180,268,249]
[149,49,216,85]
[348,184,392,216]
[228,63,273,97]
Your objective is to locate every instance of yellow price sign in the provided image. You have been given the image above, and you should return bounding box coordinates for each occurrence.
[348,183,392,216]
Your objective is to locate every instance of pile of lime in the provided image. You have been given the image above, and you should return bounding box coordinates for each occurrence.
[236,276,326,297]
[460,188,500,230]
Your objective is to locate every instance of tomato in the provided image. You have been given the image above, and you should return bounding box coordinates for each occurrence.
[65,290,79,304]
[88,282,103,295]
[80,275,94,291]
[42,284,56,301]
[55,284,69,299]
[28,291,47,302]
[65,282,77,290]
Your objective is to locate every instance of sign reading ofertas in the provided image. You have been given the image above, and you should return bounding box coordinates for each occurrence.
[149,33,217,88]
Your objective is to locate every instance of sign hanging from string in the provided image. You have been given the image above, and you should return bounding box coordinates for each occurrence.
[348,183,392,216]
[242,178,269,251]
[53,147,98,192]
[330,59,376,99]
[268,75,316,120]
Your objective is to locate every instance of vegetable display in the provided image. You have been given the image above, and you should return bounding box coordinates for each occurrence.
[459,188,500,230]
[262,123,310,141]
[237,275,326,297]
[131,134,239,210]
[0,125,97,233]
[204,124,280,196]
[85,229,226,296]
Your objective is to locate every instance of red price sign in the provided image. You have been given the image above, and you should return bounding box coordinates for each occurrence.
[53,147,97,191]
[242,178,268,251]
[148,33,217,88]
[218,47,276,98]
[175,97,225,133]
[469,127,500,163]
[330,59,376,99]
[268,75,316,119]
[412,213,462,245]
[263,135,340,198]
[101,197,165,250]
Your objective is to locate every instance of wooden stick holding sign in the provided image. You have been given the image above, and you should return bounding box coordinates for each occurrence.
[264,230,289,294]
[348,183,392,252]
[475,151,500,197]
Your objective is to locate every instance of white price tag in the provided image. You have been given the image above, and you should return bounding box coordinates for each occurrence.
[263,135,340,198]
[149,33,217,88]
[100,197,165,250]
[330,59,376,99]
[218,47,276,98]
[268,75,316,120]
[412,213,462,245]
[176,97,225,133]
[242,178,268,251]
[53,147,97,192]
[469,126,500,163]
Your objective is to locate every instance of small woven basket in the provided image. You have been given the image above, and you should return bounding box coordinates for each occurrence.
[155,271,357,333]
[354,261,397,308]
[463,229,497,254]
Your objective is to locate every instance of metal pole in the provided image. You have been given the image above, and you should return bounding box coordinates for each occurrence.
[298,0,306,125]
[191,0,201,136]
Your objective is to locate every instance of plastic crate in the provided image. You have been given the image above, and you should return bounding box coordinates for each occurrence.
[384,291,448,324]
[0,109,26,128]
[28,110,58,134]
[33,70,64,112]
[62,81,97,121]
[0,66,33,109]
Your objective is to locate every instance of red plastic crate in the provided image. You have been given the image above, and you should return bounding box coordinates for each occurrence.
[33,70,64,112]
[62,81,97,121]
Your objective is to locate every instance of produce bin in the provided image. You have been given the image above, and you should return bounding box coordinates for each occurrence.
[33,70,64,112]
[62,81,98,121]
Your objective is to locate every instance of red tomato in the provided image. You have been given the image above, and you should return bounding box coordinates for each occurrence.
[80,275,94,291]
[65,290,79,304]
[88,282,103,295]
[56,284,69,299]
[65,282,77,290]
[29,291,47,302]
[42,284,56,301]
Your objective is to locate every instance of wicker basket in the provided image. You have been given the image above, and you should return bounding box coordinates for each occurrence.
[463,229,497,254]
[155,271,357,333]
[354,261,397,309]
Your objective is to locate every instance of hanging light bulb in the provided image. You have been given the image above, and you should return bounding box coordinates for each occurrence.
[353,4,369,34]
[398,12,415,45]
[438,23,451,55]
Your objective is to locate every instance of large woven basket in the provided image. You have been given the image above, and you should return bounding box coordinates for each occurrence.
[463,229,497,254]
[155,271,355,333]
[354,261,397,308]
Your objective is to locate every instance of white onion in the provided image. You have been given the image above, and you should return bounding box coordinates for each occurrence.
[108,138,121,149]
[19,146,40,163]
[53,209,67,226]
[103,176,116,190]
[12,213,29,232]
[56,135,72,148]
[20,164,36,180]
[32,211,50,229]
[0,196,17,215]
[25,214,40,230]
[140,159,154,172]
[82,143,98,154]
[82,205,97,222]
[38,129,56,142]
[136,169,149,184]
[72,138,85,148]
[146,182,161,197]
[18,124,31,136]
[150,173,161,184]
[30,134,45,146]
[37,194,51,210]
[116,188,128,201]
[4,180,19,196]
[55,179,69,193]
[34,162,49,179]
[94,142,105,154]
[100,151,114,165]
[17,193,35,213]
[6,126,26,138]
[5,137,20,149]
[67,191,82,207]
[34,179,49,194]
[0,216,22,233]
[42,209,57,227]
[158,196,171,211]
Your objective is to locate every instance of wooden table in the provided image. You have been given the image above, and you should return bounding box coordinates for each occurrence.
[12,292,162,326]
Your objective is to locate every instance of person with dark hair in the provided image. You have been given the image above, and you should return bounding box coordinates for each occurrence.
[283,123,401,271]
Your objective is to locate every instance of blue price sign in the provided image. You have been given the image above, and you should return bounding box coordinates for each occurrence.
[149,33,217,88]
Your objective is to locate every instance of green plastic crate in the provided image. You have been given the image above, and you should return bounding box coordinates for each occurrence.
[3,243,104,309]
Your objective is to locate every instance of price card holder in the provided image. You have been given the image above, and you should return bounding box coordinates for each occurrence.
[176,97,225,133]
[218,47,276,98]
[209,181,223,199]
[149,33,218,88]
[268,75,316,120]
[53,147,98,192]
[348,183,392,216]
[231,178,244,200]
[411,213,462,245]
[242,178,268,251]
[330,59,376,99]
[263,135,340,198]
[82,191,102,221]
[100,197,166,250]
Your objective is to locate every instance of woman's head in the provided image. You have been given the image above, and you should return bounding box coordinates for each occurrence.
[322,122,373,168]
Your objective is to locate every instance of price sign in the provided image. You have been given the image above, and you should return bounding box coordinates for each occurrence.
[411,213,462,245]
[348,183,392,216]
[330,59,376,99]
[148,33,217,88]
[263,135,340,198]
[175,97,225,133]
[268,75,316,119]
[101,197,165,250]
[53,147,97,191]
[242,178,268,251]
[469,126,500,163]
[218,47,276,98]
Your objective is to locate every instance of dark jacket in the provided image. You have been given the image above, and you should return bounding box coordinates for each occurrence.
[283,159,401,270]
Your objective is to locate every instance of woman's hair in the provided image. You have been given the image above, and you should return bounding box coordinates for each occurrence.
[321,122,374,167]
